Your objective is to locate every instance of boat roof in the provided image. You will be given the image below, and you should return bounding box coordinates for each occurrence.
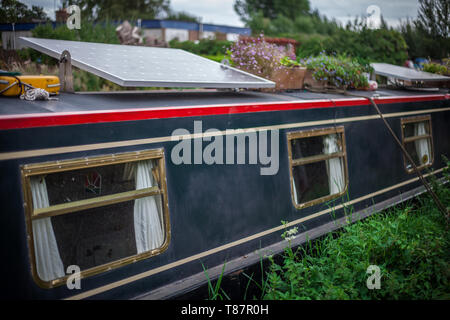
[0,88,448,130]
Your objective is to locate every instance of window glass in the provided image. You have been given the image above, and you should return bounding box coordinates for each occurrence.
[288,128,347,209]
[401,117,433,172]
[291,133,342,159]
[405,139,432,169]
[22,150,169,287]
[51,196,163,271]
[45,163,140,206]
[403,121,430,138]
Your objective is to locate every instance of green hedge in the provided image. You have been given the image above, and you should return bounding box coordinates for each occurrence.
[296,28,408,66]
[168,39,232,56]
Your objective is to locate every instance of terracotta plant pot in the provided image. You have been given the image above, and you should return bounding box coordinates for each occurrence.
[271,67,306,90]
[303,69,327,89]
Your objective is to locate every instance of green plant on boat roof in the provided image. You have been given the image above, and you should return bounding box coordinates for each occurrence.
[302,52,370,90]
[423,59,450,76]
[227,34,294,79]
[280,56,305,68]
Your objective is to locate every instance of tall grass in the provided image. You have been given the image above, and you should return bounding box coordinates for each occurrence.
[202,157,449,300]
[263,158,450,300]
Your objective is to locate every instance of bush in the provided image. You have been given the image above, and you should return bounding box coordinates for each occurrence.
[17,20,119,66]
[302,52,370,89]
[297,27,408,66]
[423,60,450,76]
[264,158,450,300]
[169,39,232,56]
[227,34,288,78]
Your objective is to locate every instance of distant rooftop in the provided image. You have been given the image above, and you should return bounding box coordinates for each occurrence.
[0,20,251,35]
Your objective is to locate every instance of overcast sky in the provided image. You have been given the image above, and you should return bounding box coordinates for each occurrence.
[23,0,420,28]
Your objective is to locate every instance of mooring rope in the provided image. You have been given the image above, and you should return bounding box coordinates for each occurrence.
[20,87,51,101]
[304,85,449,223]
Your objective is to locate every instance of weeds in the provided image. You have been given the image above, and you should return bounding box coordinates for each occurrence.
[263,158,450,300]
[202,262,230,300]
[200,157,449,300]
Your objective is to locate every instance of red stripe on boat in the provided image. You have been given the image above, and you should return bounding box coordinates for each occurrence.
[0,95,446,130]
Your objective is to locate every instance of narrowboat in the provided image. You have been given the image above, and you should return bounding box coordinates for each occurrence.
[0,38,449,300]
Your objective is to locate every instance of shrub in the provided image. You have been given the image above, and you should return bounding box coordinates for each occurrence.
[297,28,408,66]
[227,34,288,78]
[169,39,232,56]
[263,158,450,300]
[423,60,450,76]
[302,52,369,89]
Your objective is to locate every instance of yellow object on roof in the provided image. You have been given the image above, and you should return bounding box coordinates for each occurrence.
[0,75,60,96]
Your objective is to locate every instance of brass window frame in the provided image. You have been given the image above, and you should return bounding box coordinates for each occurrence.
[400,115,434,174]
[21,148,171,289]
[287,126,349,210]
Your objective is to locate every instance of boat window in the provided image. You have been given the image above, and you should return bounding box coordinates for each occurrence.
[401,115,433,173]
[21,149,170,288]
[287,127,348,210]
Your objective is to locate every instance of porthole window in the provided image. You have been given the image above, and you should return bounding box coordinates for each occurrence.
[287,126,349,210]
[21,149,170,288]
[401,115,434,173]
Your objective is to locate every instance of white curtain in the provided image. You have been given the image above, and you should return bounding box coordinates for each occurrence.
[414,122,430,165]
[292,178,299,205]
[134,160,164,254]
[323,134,344,195]
[30,176,65,282]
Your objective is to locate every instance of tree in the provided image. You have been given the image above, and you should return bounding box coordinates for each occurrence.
[234,0,310,23]
[165,10,200,23]
[399,0,449,59]
[415,0,449,39]
[66,0,171,21]
[0,0,48,23]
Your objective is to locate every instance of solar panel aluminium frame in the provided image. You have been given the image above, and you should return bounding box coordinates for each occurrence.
[371,63,450,82]
[19,37,276,89]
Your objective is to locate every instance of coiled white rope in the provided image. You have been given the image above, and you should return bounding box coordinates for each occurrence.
[20,88,55,101]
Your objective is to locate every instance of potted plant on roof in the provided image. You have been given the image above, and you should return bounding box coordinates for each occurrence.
[302,52,370,91]
[227,34,307,91]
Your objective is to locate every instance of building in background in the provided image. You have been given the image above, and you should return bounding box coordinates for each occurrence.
[0,19,251,50]
[141,20,250,44]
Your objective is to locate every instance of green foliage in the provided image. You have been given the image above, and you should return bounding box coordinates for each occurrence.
[299,27,409,66]
[264,162,450,300]
[169,39,232,56]
[0,0,48,23]
[202,262,230,300]
[227,34,288,78]
[423,61,450,76]
[234,0,310,23]
[295,28,408,66]
[65,0,170,21]
[234,0,338,37]
[399,0,449,59]
[165,10,200,23]
[303,53,369,89]
[234,1,411,65]
[15,20,122,92]
[280,56,303,68]
[18,20,119,66]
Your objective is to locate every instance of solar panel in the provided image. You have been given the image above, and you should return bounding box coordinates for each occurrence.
[371,63,450,82]
[19,37,275,89]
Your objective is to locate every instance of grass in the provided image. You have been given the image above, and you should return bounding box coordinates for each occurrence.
[203,158,450,300]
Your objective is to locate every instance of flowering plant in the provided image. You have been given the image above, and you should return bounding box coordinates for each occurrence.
[280,56,304,68]
[227,34,290,79]
[302,52,369,89]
